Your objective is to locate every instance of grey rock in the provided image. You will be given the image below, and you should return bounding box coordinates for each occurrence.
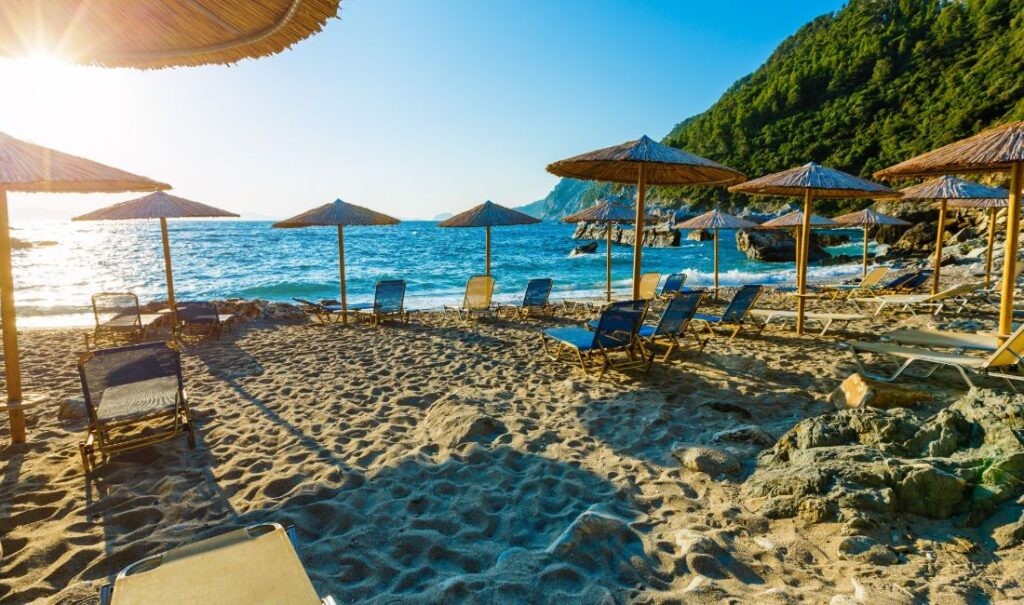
[711,424,775,447]
[674,445,740,476]
[58,397,87,421]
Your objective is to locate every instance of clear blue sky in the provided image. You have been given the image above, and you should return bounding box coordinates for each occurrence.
[0,0,845,221]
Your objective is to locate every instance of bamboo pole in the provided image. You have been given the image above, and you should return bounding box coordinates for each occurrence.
[605,223,612,302]
[932,200,947,295]
[793,226,802,291]
[338,225,347,325]
[796,189,813,335]
[713,228,720,300]
[862,227,869,277]
[159,217,178,332]
[632,165,647,300]
[0,189,25,443]
[998,161,1023,343]
[985,207,997,289]
[485,225,491,277]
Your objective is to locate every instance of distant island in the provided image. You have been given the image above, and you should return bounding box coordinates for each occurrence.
[433,212,453,221]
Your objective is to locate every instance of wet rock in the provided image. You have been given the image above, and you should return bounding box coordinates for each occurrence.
[735,229,829,263]
[673,445,740,476]
[571,241,598,255]
[837,536,898,565]
[686,229,713,241]
[572,221,680,248]
[829,373,931,410]
[711,425,775,447]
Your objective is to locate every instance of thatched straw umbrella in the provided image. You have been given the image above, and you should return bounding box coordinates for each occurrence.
[74,191,239,329]
[438,201,540,277]
[0,131,168,443]
[757,211,838,292]
[0,1,340,68]
[547,135,744,299]
[943,197,1009,288]
[876,121,1024,342]
[564,200,657,302]
[674,210,758,298]
[831,208,911,277]
[890,176,1008,294]
[730,163,898,334]
[273,199,399,325]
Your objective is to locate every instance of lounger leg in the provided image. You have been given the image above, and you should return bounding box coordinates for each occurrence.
[953,365,976,389]
[728,325,741,341]
[849,349,917,383]
[819,319,833,337]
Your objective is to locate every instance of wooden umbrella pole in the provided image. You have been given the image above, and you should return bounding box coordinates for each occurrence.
[160,217,178,333]
[713,228,720,300]
[932,200,947,295]
[796,189,813,335]
[998,161,1023,342]
[862,227,869,277]
[632,165,647,300]
[985,207,997,289]
[605,223,612,302]
[0,189,26,443]
[485,225,491,277]
[338,225,347,325]
[793,227,802,291]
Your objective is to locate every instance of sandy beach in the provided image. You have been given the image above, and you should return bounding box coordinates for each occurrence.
[0,287,1023,604]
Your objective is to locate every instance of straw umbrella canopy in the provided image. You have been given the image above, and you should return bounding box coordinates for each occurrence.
[941,196,1009,288]
[757,211,839,292]
[730,162,899,334]
[273,199,399,325]
[0,1,340,69]
[875,121,1024,342]
[0,130,169,443]
[832,208,911,277]
[438,201,540,277]
[74,191,239,329]
[547,135,745,299]
[674,210,758,297]
[891,176,1008,294]
[564,200,657,302]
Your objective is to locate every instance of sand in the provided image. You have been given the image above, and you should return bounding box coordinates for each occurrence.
[1,290,1024,604]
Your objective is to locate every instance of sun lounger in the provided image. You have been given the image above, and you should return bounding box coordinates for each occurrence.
[87,292,158,350]
[750,309,866,336]
[613,272,661,302]
[637,291,707,367]
[499,278,553,319]
[881,328,998,352]
[852,283,975,316]
[443,275,495,320]
[540,300,647,377]
[347,279,409,325]
[878,270,933,294]
[98,523,335,605]
[843,322,1024,389]
[691,284,763,340]
[77,341,196,472]
[658,273,687,299]
[176,301,234,339]
[818,266,890,299]
[292,298,343,324]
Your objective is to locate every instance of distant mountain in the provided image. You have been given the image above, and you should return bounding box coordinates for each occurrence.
[516,178,631,220]
[525,0,1024,220]
[433,212,454,221]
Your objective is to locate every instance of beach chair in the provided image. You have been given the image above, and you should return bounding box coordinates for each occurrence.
[691,284,763,340]
[443,275,495,320]
[98,523,336,605]
[77,341,195,473]
[876,270,933,294]
[843,322,1024,389]
[499,278,553,319]
[176,301,235,340]
[291,298,342,324]
[881,328,998,352]
[540,300,647,377]
[658,273,687,299]
[637,291,707,367]
[819,266,889,299]
[749,309,866,336]
[348,279,408,325]
[852,283,975,316]
[88,292,148,350]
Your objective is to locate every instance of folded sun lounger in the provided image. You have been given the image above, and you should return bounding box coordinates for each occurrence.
[176,301,235,340]
[99,523,335,605]
[750,308,866,336]
[852,283,975,316]
[843,322,1024,389]
[292,298,343,324]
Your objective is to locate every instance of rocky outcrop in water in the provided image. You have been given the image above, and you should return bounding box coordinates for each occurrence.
[571,242,598,255]
[572,222,680,248]
[734,229,829,263]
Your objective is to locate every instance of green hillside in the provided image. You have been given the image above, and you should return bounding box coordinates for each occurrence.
[525,0,1024,219]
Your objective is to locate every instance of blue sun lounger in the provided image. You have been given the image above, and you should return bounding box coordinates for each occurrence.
[540,300,647,377]
[500,278,554,319]
[691,284,763,340]
[638,290,707,367]
[346,279,409,325]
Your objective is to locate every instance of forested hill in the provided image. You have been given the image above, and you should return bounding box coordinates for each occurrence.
[522,0,1024,219]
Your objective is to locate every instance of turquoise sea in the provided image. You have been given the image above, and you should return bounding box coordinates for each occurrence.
[9,220,874,326]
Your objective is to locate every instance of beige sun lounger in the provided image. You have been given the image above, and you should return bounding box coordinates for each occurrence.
[852,283,976,316]
[614,272,662,302]
[881,328,998,352]
[818,266,890,299]
[99,523,334,605]
[843,322,1024,389]
[750,309,867,336]
[443,275,495,320]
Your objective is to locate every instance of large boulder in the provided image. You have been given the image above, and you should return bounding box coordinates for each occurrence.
[735,229,829,263]
[572,221,680,248]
